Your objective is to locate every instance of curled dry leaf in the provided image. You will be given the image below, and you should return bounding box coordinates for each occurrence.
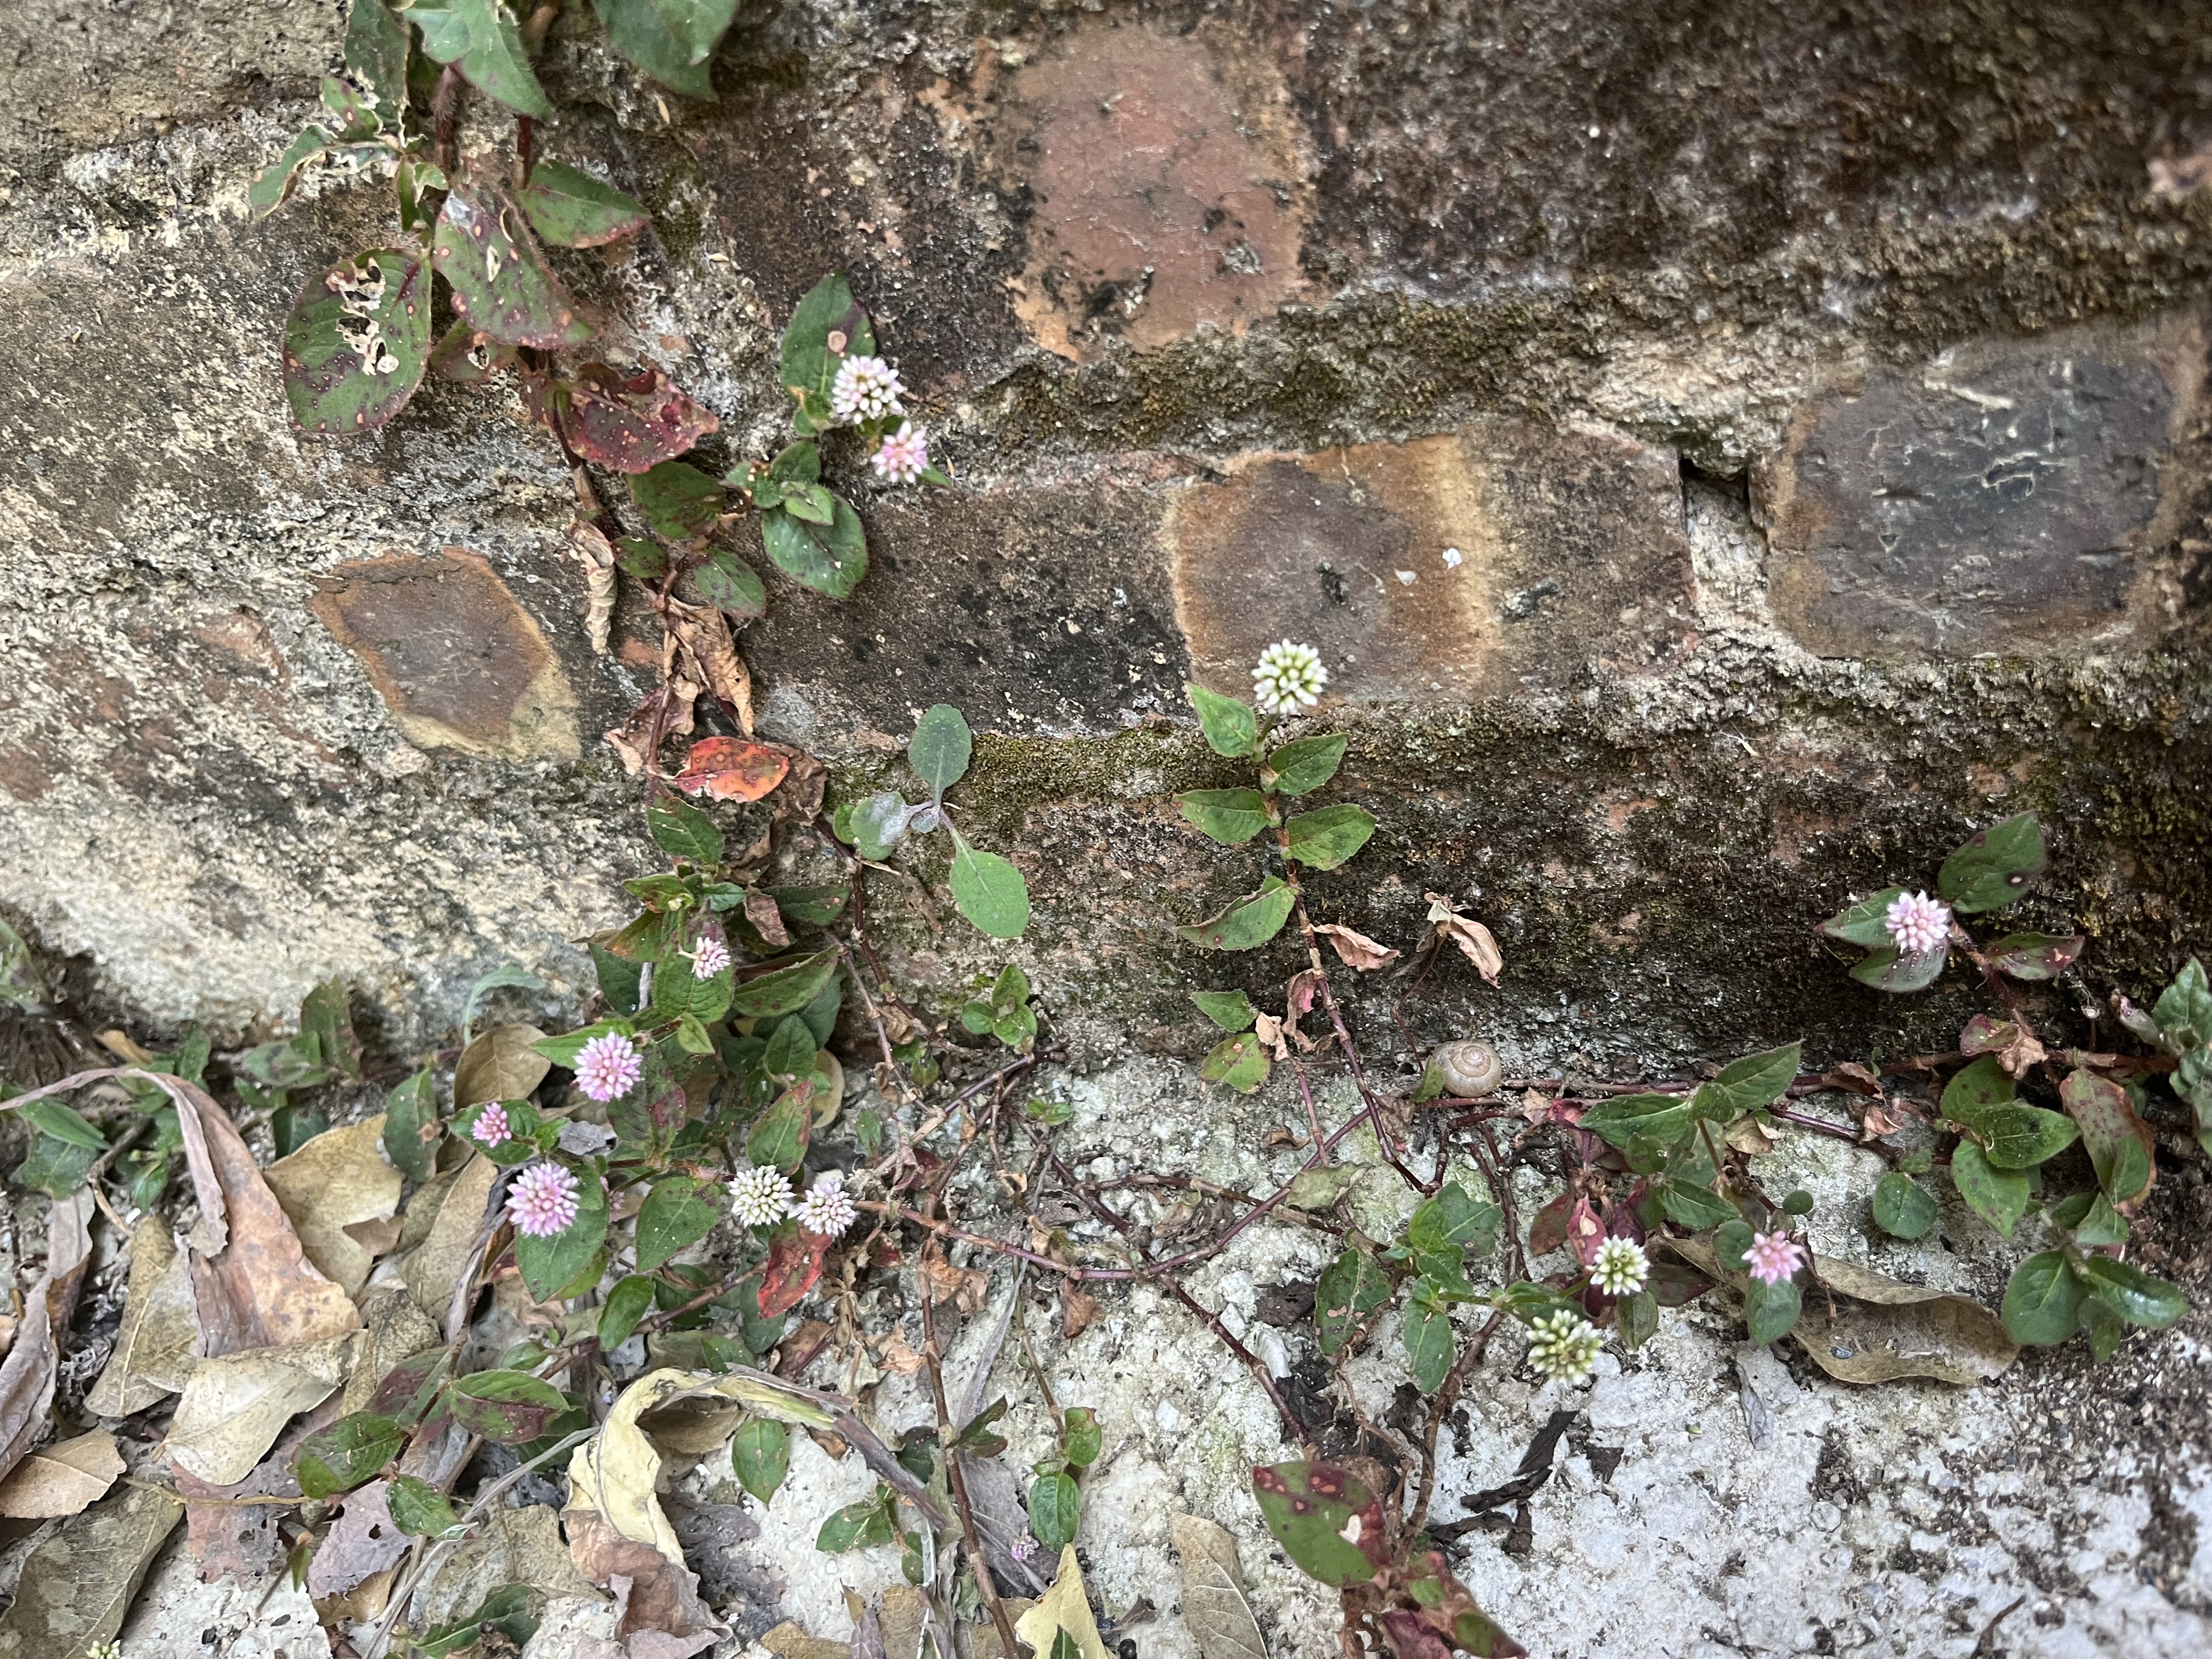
[0,1430,124,1519]
[455,1022,553,1107]
[1013,1546,1110,1659]
[565,1504,719,1639]
[0,1480,183,1659]
[666,600,755,735]
[1723,1114,1780,1156]
[1425,893,1503,985]
[1960,1013,2048,1079]
[1062,1285,1101,1340]
[1170,1514,1267,1659]
[1314,922,1400,972]
[0,1189,92,1488]
[263,1113,403,1298]
[571,520,619,655]
[164,1332,360,1486]
[606,678,699,777]
[87,1217,200,1416]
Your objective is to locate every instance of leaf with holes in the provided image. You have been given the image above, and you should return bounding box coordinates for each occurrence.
[1177,877,1296,952]
[427,321,516,385]
[518,160,649,247]
[1314,1247,1392,1355]
[1937,812,2046,913]
[761,495,869,597]
[345,0,411,110]
[632,460,724,541]
[1986,932,2085,981]
[758,1221,833,1318]
[1250,1463,1389,1587]
[411,0,551,115]
[555,364,718,473]
[449,1370,569,1444]
[283,251,433,435]
[434,180,590,348]
[673,737,788,802]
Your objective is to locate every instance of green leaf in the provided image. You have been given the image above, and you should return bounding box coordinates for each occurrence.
[1404,1301,1455,1393]
[1849,943,1949,993]
[1199,1030,1271,1093]
[449,1369,571,1444]
[2002,1250,2085,1346]
[816,1489,896,1552]
[947,831,1030,939]
[2152,958,2212,1050]
[767,439,822,484]
[1315,1247,1392,1355]
[1177,788,1273,845]
[433,179,592,349]
[1186,684,1257,758]
[1176,876,1296,952]
[747,1085,812,1174]
[647,795,723,864]
[512,1168,608,1301]
[388,1474,464,1538]
[2080,1296,2130,1362]
[1871,1171,1938,1239]
[731,1417,789,1504]
[381,1069,438,1184]
[631,461,724,542]
[694,550,767,623]
[1576,1092,1694,1152]
[2069,1192,2131,1248]
[17,1132,97,1198]
[1690,1042,1801,1120]
[1660,1178,1739,1231]
[1968,1104,2079,1170]
[2061,1069,2155,1205]
[1061,1407,1103,1469]
[283,250,434,435]
[908,705,973,799]
[0,917,42,1011]
[650,956,733,1025]
[1940,1054,2016,1122]
[293,1413,403,1498]
[730,951,840,1018]
[1282,804,1376,871]
[592,0,740,96]
[2076,1256,2185,1329]
[1949,1141,2029,1238]
[1616,1289,1660,1349]
[415,1586,541,1659]
[462,966,547,1046]
[1262,733,1347,796]
[761,496,869,598]
[597,1275,655,1350]
[344,0,412,110]
[1937,812,2045,913]
[250,125,363,219]
[300,979,362,1080]
[591,945,645,1017]
[518,160,651,248]
[1028,1471,1081,1551]
[410,0,552,116]
[636,1176,721,1273]
[20,1098,106,1151]
[1744,1274,1802,1346]
[1190,990,1257,1031]
[1985,932,2085,981]
[1817,887,1907,948]
[777,273,875,417]
[763,1014,817,1079]
[1407,1183,1502,1256]
[1250,1463,1388,1587]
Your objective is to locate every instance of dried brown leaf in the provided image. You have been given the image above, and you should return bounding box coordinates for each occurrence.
[176,1454,297,1583]
[399,1152,500,1324]
[1013,1547,1109,1659]
[874,1331,924,1378]
[1314,923,1400,972]
[343,1215,405,1257]
[455,1023,553,1107]
[1170,1514,1266,1659]
[308,1479,411,1599]
[87,1217,200,1417]
[1426,893,1503,985]
[667,601,754,736]
[566,1504,718,1639]
[0,1430,123,1519]
[1061,1286,1100,1340]
[571,519,619,655]
[0,1189,92,1488]
[0,1480,182,1659]
[163,1333,359,1485]
[422,1503,600,1627]
[263,1113,403,1298]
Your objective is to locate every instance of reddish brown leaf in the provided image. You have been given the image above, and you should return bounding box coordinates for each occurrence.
[565,1504,718,1639]
[178,1457,297,1584]
[742,888,791,949]
[1526,1193,1572,1259]
[673,737,789,803]
[758,1223,833,1318]
[555,364,719,474]
[1062,1286,1101,1340]
[0,1190,92,1489]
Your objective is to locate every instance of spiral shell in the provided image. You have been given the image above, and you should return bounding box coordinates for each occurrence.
[1435,1040,1504,1098]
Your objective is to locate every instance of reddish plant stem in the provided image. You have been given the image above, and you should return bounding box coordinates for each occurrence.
[1289,891,1429,1192]
[432,66,462,176]
[919,1247,1028,1659]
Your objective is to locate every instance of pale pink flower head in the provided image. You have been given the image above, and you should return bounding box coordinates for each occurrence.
[1009,1533,1039,1564]
[574,1031,643,1102]
[1884,890,1951,955]
[831,354,905,423]
[871,422,929,486]
[728,1164,793,1228]
[793,1170,857,1237]
[470,1102,511,1147]
[688,936,732,977]
[507,1163,582,1238]
[1745,1229,1807,1286]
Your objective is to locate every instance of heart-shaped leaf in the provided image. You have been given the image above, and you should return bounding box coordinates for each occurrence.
[2002,1250,2084,1346]
[283,251,433,434]
[635,1176,721,1273]
[435,180,592,348]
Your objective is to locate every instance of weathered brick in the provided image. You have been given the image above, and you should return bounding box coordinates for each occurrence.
[1166,421,1694,701]
[1756,314,2207,657]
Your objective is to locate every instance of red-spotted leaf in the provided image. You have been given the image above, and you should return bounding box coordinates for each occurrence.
[448,1369,569,1444]
[1385,1554,1527,1658]
[554,364,720,473]
[433,178,594,348]
[2060,1069,2156,1205]
[366,1347,456,1427]
[518,160,650,247]
[757,1221,832,1318]
[282,251,433,434]
[1251,1463,1389,1587]
[427,321,518,385]
[1986,932,2086,981]
[674,737,791,802]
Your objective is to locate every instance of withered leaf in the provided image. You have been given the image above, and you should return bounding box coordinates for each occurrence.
[0,1480,183,1659]
[1426,893,1503,985]
[399,1153,501,1324]
[556,364,719,475]
[1013,1547,1110,1659]
[164,1333,359,1485]
[307,1478,411,1599]
[571,519,619,656]
[176,1454,297,1584]
[1062,1286,1100,1340]
[666,601,754,735]
[1313,923,1400,972]
[674,736,789,803]
[455,1022,553,1107]
[0,1189,92,1488]
[87,1217,200,1416]
[264,1113,403,1298]
[0,1430,124,1519]
[1170,1514,1266,1659]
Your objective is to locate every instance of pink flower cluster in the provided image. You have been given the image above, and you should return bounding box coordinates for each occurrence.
[687,936,732,977]
[1884,890,1950,955]
[507,1163,581,1238]
[470,1102,511,1147]
[1745,1229,1806,1286]
[793,1171,857,1237]
[574,1032,643,1102]
[871,422,929,486]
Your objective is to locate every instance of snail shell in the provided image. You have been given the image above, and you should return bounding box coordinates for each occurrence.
[1435,1040,1504,1098]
